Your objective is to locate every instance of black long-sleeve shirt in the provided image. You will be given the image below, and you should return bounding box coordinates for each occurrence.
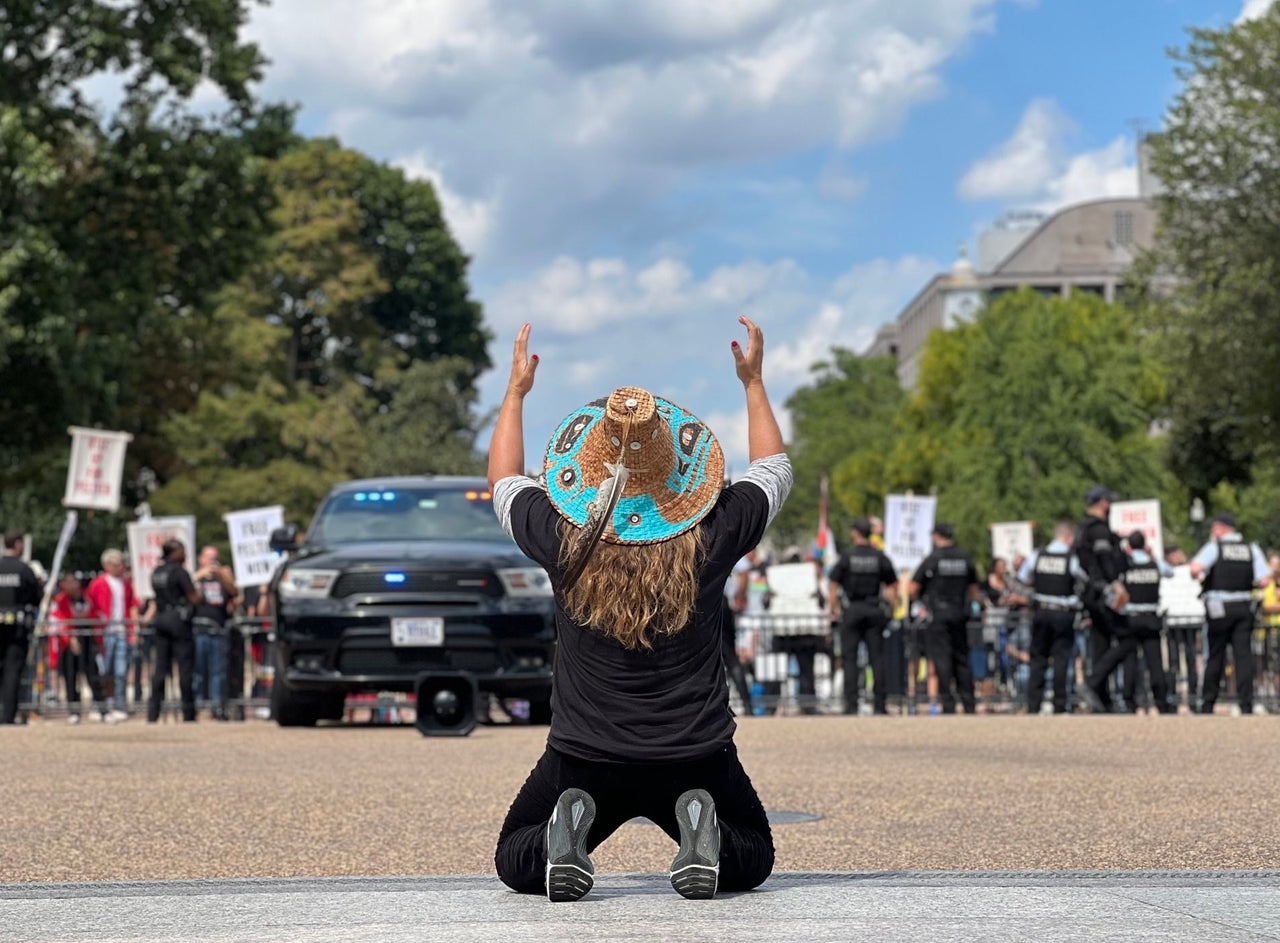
[1074,514,1126,584]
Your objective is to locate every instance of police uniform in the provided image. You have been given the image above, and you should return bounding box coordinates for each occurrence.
[1017,540,1085,714]
[1194,534,1269,714]
[829,545,897,714]
[0,554,41,724]
[912,543,978,714]
[1074,511,1127,711]
[147,559,198,722]
[194,572,230,718]
[1119,550,1174,713]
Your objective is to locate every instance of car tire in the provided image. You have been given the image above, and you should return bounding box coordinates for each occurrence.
[272,682,322,727]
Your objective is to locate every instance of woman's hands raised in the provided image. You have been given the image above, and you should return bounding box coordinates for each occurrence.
[730,315,765,387]
[507,323,540,397]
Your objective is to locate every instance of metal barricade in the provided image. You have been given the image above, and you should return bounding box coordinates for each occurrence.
[15,615,276,723]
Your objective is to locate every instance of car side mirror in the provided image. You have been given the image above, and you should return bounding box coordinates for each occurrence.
[269,524,301,554]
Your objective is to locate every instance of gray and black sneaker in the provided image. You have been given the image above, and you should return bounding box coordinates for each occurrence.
[670,789,720,900]
[545,788,596,902]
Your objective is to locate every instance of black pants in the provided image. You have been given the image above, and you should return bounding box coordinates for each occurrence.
[1085,606,1125,709]
[926,614,974,714]
[839,603,887,714]
[1027,608,1076,714]
[1121,616,1171,712]
[721,610,753,715]
[773,635,824,713]
[1166,623,1200,708]
[147,618,196,722]
[62,637,106,708]
[495,743,774,895]
[1201,603,1255,714]
[0,624,29,724]
[225,626,245,713]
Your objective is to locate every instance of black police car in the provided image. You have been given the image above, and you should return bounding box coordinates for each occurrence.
[268,476,556,727]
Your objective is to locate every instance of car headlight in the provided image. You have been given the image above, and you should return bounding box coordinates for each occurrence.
[278,569,340,600]
[497,567,553,598]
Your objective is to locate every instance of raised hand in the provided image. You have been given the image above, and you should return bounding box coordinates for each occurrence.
[730,315,765,387]
[507,323,540,397]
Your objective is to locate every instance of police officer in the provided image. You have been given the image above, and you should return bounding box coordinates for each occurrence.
[0,531,41,724]
[1074,485,1130,712]
[910,523,985,714]
[828,518,897,715]
[1017,521,1087,714]
[1190,513,1271,715]
[1119,532,1175,714]
[147,539,202,723]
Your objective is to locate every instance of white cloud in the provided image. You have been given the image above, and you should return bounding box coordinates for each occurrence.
[479,251,938,469]
[392,151,496,255]
[244,0,1004,269]
[1238,0,1275,22]
[959,98,1137,210]
[958,98,1069,200]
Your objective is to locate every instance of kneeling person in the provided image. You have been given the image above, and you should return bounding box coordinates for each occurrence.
[489,319,789,901]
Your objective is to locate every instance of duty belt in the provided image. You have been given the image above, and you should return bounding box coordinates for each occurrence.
[1033,597,1078,612]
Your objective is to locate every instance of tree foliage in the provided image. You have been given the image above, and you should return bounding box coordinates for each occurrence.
[771,352,903,543]
[1141,8,1280,500]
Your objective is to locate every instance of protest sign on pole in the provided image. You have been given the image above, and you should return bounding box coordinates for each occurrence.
[63,427,133,513]
[1110,499,1164,561]
[223,506,285,588]
[990,521,1035,565]
[37,512,79,620]
[884,494,937,574]
[127,516,197,599]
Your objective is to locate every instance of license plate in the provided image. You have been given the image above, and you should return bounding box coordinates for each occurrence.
[390,617,445,647]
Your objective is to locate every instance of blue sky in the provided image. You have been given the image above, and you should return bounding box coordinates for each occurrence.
[234,0,1265,471]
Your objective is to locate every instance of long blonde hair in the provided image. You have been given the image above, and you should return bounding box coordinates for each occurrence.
[558,523,705,650]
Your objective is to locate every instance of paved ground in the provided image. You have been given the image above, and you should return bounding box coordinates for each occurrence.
[3,713,1280,882]
[3,873,1280,942]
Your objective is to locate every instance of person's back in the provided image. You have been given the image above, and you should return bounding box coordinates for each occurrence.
[487,317,791,903]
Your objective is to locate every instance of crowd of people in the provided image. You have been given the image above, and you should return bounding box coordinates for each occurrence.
[0,531,273,726]
[723,493,1279,717]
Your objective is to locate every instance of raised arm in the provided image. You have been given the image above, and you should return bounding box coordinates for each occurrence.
[731,316,785,461]
[487,323,540,489]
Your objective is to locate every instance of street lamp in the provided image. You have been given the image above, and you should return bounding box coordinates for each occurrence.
[1189,497,1205,548]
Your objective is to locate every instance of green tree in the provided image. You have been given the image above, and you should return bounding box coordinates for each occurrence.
[1141,8,1280,501]
[0,0,293,556]
[900,289,1170,559]
[772,352,904,543]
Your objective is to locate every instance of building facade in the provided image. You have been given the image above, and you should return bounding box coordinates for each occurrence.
[865,197,1157,388]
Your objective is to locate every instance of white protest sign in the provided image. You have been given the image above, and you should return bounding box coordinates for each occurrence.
[884,494,937,574]
[990,521,1035,566]
[127,516,197,599]
[223,506,285,588]
[64,427,133,512]
[1110,499,1163,561]
[21,534,32,564]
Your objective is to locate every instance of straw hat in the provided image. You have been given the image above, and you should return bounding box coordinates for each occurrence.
[544,386,725,545]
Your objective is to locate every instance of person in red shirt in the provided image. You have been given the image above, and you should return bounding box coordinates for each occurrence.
[50,574,111,724]
[85,550,139,721]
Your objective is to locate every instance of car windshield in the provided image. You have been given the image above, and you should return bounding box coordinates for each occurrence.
[309,486,510,544]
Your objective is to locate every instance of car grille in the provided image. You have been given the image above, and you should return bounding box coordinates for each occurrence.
[331,570,501,598]
[336,648,500,676]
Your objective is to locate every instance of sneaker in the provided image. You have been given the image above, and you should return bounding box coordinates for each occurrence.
[670,789,720,900]
[545,788,595,902]
[107,710,129,724]
[66,713,80,725]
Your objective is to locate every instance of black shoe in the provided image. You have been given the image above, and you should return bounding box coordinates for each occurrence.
[1079,686,1108,714]
[670,789,720,900]
[545,788,595,902]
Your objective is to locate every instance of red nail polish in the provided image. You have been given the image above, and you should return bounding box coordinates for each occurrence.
[731,341,739,348]
[531,354,539,362]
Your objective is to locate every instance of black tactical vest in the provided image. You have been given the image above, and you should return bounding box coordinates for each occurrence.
[925,548,972,611]
[1122,559,1161,607]
[1206,540,1254,593]
[1032,549,1075,598]
[838,547,883,601]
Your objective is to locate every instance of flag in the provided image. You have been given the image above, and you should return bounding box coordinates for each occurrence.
[815,477,837,577]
